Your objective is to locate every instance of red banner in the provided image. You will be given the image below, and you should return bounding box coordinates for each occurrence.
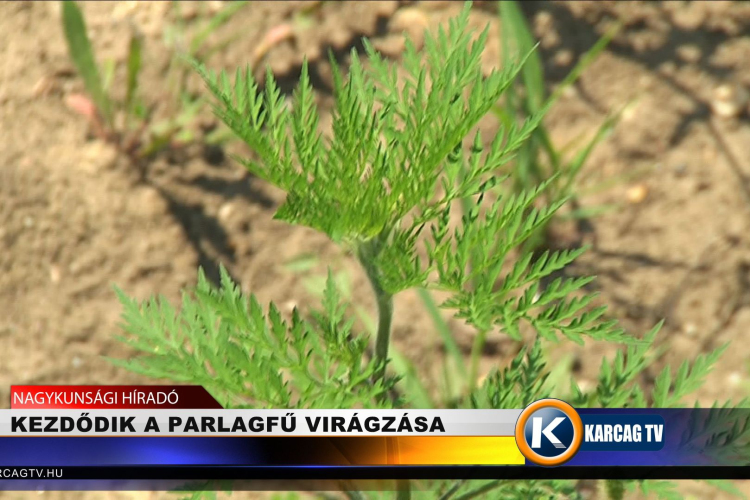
[10,385,223,409]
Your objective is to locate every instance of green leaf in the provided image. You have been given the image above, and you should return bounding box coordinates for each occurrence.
[190,1,249,56]
[125,28,143,120]
[61,1,112,125]
[113,267,397,409]
[499,1,544,114]
[194,5,532,243]
[652,343,729,408]
[418,287,467,382]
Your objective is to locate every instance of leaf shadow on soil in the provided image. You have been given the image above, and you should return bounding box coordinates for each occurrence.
[515,1,750,145]
[263,14,391,97]
[502,2,750,330]
[154,184,240,287]
[187,173,276,210]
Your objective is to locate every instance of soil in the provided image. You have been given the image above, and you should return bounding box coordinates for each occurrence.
[3,1,750,499]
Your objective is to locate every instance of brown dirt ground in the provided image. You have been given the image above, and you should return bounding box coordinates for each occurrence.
[3,1,750,499]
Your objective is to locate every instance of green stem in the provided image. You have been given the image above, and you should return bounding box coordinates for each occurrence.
[468,329,489,391]
[357,238,394,383]
[453,480,503,500]
[439,480,466,500]
[604,480,625,500]
[396,480,411,500]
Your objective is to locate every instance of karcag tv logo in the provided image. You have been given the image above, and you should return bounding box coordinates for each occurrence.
[515,399,583,466]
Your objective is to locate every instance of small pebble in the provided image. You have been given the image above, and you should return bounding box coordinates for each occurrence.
[218,202,235,223]
[682,322,697,337]
[659,61,677,77]
[390,7,430,50]
[562,86,577,99]
[727,371,743,388]
[626,184,649,204]
[676,44,702,64]
[638,75,653,89]
[207,1,224,14]
[373,34,406,58]
[31,75,58,97]
[711,83,748,119]
[81,141,118,174]
[534,11,554,32]
[131,186,168,218]
[327,27,352,50]
[112,1,139,21]
[553,49,574,67]
[49,265,61,284]
[621,101,639,122]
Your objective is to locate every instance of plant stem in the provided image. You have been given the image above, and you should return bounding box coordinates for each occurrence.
[453,480,503,500]
[604,480,625,500]
[468,328,489,392]
[357,238,394,383]
[396,480,411,500]
[439,480,466,500]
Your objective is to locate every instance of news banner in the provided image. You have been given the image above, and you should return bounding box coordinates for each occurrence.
[2,385,750,490]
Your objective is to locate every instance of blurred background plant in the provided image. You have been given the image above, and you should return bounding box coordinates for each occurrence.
[60,0,249,175]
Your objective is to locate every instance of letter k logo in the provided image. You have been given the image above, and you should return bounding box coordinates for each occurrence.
[516,399,582,466]
[531,416,566,449]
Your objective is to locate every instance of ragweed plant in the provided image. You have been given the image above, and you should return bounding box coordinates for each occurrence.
[114,4,731,499]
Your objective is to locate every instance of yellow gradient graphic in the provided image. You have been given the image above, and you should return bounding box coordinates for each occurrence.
[384,437,524,465]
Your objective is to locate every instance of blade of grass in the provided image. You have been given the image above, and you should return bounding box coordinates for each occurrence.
[560,203,621,220]
[61,1,112,125]
[497,3,621,193]
[125,29,144,122]
[497,0,519,117]
[539,22,620,188]
[467,329,488,393]
[498,2,549,195]
[102,59,116,95]
[577,162,655,197]
[200,32,246,63]
[499,1,544,115]
[453,480,504,500]
[540,350,575,397]
[558,108,621,197]
[417,291,467,382]
[548,21,622,105]
[190,1,249,56]
[282,253,319,273]
[390,347,435,409]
